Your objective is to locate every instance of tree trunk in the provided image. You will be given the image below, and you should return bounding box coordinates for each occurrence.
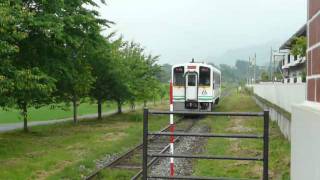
[97,99,102,120]
[72,97,78,124]
[117,100,122,114]
[144,100,147,107]
[22,103,28,132]
[131,102,135,111]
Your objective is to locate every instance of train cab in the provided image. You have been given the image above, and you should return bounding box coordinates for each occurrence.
[172,61,221,112]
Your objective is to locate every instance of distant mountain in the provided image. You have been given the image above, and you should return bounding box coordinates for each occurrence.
[210,40,283,66]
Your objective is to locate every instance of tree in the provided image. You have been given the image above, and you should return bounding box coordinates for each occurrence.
[159,83,169,104]
[291,36,307,57]
[121,42,161,108]
[235,60,250,82]
[107,37,132,113]
[0,63,55,132]
[156,64,172,83]
[219,64,236,83]
[12,0,110,123]
[260,71,269,82]
[88,36,114,119]
[0,2,56,131]
[0,2,29,59]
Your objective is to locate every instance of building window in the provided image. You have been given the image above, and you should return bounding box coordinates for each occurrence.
[294,55,298,61]
[288,55,291,63]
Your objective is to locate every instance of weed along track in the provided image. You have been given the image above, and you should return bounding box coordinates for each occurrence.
[85,117,198,180]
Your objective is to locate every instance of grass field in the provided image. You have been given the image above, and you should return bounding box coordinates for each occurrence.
[0,104,169,180]
[0,102,112,124]
[194,91,290,179]
[0,91,290,180]
[0,101,156,124]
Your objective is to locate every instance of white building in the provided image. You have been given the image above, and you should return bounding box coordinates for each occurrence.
[278,24,307,84]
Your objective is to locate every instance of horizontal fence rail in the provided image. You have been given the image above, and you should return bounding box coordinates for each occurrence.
[148,132,263,139]
[149,110,264,116]
[149,154,263,161]
[142,109,269,180]
[147,175,259,180]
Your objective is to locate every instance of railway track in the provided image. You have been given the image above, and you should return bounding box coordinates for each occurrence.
[85,117,197,180]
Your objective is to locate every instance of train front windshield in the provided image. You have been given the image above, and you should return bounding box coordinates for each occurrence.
[199,66,210,86]
[173,66,185,86]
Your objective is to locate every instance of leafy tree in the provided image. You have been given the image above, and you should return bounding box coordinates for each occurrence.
[122,42,161,108]
[235,60,248,76]
[0,2,29,59]
[0,63,55,132]
[159,83,169,104]
[291,36,307,57]
[260,71,269,81]
[156,63,172,83]
[107,37,132,113]
[88,36,115,119]
[219,64,236,83]
[0,2,56,131]
[13,0,110,123]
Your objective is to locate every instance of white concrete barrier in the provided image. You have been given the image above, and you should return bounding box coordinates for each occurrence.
[250,82,306,113]
[291,103,320,180]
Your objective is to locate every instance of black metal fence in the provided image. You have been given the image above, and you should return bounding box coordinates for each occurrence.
[142,109,270,180]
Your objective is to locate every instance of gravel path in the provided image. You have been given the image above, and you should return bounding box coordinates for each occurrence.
[149,120,210,178]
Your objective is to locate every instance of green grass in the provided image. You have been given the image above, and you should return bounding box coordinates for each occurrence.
[0,102,113,124]
[0,104,169,180]
[0,100,157,124]
[194,91,291,179]
[0,91,290,180]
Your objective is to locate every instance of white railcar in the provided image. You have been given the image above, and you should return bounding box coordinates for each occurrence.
[171,61,221,112]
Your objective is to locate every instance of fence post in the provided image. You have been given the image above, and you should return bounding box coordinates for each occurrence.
[142,108,149,180]
[263,110,269,180]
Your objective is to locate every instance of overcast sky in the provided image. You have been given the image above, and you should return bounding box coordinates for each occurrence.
[96,0,307,64]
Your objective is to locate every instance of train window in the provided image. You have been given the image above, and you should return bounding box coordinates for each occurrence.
[173,66,185,86]
[199,66,210,86]
[188,75,196,86]
[213,73,220,89]
[216,74,221,85]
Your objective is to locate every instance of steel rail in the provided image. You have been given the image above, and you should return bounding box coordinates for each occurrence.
[85,117,184,180]
[131,118,198,180]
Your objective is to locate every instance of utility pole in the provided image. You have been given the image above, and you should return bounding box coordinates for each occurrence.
[248,57,251,84]
[269,47,273,81]
[254,53,256,84]
[247,57,250,84]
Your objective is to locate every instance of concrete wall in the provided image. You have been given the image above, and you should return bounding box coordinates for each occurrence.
[253,96,291,140]
[251,82,306,113]
[290,1,320,179]
[291,103,320,180]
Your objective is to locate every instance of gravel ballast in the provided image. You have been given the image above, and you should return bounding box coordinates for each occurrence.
[149,120,210,178]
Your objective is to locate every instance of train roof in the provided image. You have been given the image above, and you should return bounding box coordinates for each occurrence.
[172,62,221,74]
